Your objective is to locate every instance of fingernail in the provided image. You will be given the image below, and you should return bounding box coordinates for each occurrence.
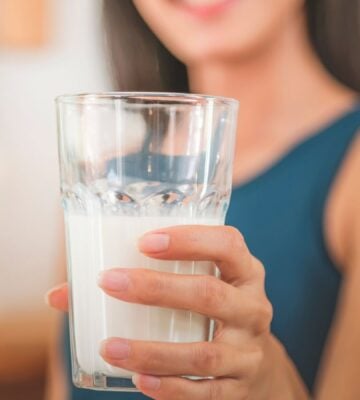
[44,284,64,306]
[138,233,170,253]
[132,374,161,391]
[101,339,130,360]
[98,270,130,291]
[44,288,57,306]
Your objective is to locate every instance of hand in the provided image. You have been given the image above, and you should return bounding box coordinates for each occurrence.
[47,225,274,400]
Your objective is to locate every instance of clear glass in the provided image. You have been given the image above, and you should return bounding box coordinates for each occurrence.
[56,92,239,392]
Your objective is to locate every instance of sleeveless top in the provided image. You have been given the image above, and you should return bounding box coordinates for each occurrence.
[63,105,360,399]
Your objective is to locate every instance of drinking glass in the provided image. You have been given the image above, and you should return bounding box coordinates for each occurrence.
[56,92,238,391]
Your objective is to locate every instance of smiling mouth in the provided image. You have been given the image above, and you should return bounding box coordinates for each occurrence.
[172,0,237,18]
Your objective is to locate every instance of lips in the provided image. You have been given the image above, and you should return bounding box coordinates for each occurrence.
[173,0,237,18]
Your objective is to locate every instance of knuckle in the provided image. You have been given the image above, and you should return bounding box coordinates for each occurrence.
[262,299,274,325]
[136,271,166,304]
[247,346,265,378]
[133,347,156,372]
[207,380,224,400]
[223,226,246,253]
[192,343,222,375]
[252,258,266,280]
[198,276,227,311]
[252,298,273,333]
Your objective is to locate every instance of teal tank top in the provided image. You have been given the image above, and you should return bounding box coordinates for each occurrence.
[64,105,360,398]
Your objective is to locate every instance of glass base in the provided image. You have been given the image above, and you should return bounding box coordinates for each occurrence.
[73,369,140,392]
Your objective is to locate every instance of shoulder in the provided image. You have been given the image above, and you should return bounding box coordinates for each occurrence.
[325,130,360,273]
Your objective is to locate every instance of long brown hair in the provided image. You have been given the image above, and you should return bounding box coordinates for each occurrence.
[103,0,360,92]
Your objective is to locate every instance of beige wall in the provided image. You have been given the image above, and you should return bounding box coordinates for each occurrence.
[0,0,111,316]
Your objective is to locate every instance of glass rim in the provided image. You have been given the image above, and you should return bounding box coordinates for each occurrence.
[55,91,239,107]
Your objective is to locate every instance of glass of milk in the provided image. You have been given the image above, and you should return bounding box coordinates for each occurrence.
[56,92,238,391]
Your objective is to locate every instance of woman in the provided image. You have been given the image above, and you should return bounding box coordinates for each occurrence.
[47,0,360,398]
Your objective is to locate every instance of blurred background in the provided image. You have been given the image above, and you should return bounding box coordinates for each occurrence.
[1,0,360,399]
[0,1,110,398]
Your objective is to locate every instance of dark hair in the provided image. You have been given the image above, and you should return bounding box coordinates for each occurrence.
[103,0,360,92]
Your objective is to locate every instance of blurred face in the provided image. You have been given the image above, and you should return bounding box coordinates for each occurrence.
[133,0,304,66]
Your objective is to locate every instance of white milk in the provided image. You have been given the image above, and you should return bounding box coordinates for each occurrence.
[65,213,221,378]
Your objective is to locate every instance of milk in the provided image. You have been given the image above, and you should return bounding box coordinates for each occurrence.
[65,213,221,378]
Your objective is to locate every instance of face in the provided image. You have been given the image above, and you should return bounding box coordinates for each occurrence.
[133,0,304,66]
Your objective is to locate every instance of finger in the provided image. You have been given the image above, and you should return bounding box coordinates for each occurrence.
[45,283,69,312]
[132,374,249,400]
[101,338,262,378]
[138,225,257,284]
[98,268,270,328]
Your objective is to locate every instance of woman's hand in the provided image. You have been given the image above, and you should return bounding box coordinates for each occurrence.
[47,225,305,400]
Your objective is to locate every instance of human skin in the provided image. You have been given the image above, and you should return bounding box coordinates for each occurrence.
[47,0,360,398]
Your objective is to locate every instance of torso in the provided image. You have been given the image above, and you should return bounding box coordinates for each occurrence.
[232,98,359,275]
[226,105,360,390]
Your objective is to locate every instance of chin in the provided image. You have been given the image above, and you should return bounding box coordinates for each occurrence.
[166,32,275,66]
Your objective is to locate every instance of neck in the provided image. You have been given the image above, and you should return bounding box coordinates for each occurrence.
[188,14,355,149]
